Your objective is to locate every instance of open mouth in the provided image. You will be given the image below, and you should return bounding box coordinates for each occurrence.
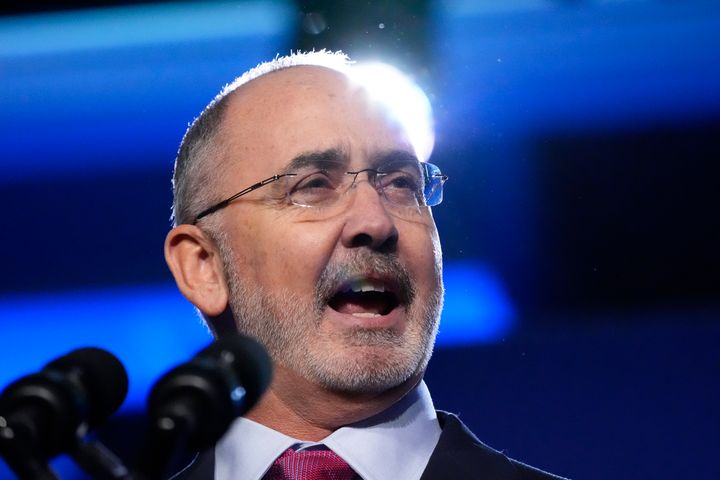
[327,278,401,318]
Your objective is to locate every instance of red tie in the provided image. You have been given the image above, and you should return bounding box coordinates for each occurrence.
[263,447,360,480]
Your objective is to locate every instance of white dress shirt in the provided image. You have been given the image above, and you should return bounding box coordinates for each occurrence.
[214,381,441,480]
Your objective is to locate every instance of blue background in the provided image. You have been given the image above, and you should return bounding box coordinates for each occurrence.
[1,1,719,478]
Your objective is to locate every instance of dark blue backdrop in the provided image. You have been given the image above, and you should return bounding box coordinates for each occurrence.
[1,1,719,478]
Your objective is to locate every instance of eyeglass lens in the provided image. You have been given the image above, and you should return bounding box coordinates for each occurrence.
[285,162,445,216]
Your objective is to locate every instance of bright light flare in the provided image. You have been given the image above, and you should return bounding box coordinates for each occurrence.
[349,62,435,162]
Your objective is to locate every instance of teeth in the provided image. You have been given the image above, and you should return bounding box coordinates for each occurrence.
[346,279,386,293]
[352,312,382,318]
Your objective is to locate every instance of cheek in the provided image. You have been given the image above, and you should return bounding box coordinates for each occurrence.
[281,224,339,278]
[231,216,339,291]
[400,222,442,287]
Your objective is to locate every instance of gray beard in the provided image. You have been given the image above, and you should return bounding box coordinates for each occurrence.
[217,243,443,394]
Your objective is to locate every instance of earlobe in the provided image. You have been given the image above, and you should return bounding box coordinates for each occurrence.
[164,224,229,317]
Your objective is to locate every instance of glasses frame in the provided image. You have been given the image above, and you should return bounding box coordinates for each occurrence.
[192,162,448,225]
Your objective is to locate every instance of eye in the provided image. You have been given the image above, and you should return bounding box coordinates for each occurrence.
[290,171,340,207]
[293,172,335,191]
[380,171,422,191]
[378,170,424,207]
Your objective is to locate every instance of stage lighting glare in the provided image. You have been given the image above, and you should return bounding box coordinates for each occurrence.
[350,62,435,162]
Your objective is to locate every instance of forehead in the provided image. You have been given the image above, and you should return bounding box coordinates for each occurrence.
[216,66,414,181]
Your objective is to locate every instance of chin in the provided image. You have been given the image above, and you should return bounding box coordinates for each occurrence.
[301,334,429,395]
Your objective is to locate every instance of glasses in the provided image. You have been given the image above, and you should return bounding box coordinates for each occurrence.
[193,160,448,224]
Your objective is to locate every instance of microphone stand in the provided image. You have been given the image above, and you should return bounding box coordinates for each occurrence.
[131,394,198,480]
[2,420,135,480]
[70,438,133,480]
[0,420,59,480]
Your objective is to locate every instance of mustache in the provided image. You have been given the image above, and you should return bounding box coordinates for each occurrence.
[315,250,416,309]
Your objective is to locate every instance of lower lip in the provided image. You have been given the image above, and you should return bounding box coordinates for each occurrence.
[325,305,405,329]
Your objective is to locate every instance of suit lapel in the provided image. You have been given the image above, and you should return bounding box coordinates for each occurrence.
[420,411,520,480]
[169,449,215,480]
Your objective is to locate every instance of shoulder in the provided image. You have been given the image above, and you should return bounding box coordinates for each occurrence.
[421,411,570,480]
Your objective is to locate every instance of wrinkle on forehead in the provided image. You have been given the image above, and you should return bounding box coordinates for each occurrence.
[280,146,419,175]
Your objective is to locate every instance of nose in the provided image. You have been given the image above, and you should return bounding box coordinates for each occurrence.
[340,179,399,252]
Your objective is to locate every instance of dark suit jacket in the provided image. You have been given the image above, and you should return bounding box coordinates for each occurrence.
[172,411,568,479]
[421,412,568,480]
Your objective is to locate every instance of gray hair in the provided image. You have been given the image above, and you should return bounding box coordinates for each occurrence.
[170,50,352,227]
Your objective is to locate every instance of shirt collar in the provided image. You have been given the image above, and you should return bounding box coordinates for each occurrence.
[215,413,297,480]
[322,380,441,480]
[214,381,440,480]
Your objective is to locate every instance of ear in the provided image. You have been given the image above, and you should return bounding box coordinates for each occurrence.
[164,224,229,317]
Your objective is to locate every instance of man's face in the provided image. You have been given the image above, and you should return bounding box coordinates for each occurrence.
[210,66,443,395]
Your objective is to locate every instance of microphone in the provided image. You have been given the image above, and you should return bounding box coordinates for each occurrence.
[0,347,129,480]
[134,333,272,480]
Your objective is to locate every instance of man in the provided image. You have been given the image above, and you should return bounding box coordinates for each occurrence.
[164,51,567,479]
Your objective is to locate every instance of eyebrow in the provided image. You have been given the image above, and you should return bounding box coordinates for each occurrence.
[281,148,349,174]
[369,149,420,170]
[280,147,420,174]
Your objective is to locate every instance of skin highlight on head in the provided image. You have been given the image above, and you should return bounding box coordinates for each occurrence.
[164,53,443,441]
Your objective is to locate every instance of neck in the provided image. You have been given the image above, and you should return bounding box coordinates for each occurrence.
[244,366,422,441]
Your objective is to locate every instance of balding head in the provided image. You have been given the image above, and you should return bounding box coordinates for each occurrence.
[171,51,352,227]
[171,51,434,228]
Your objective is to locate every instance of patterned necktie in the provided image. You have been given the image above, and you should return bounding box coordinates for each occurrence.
[263,447,360,480]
